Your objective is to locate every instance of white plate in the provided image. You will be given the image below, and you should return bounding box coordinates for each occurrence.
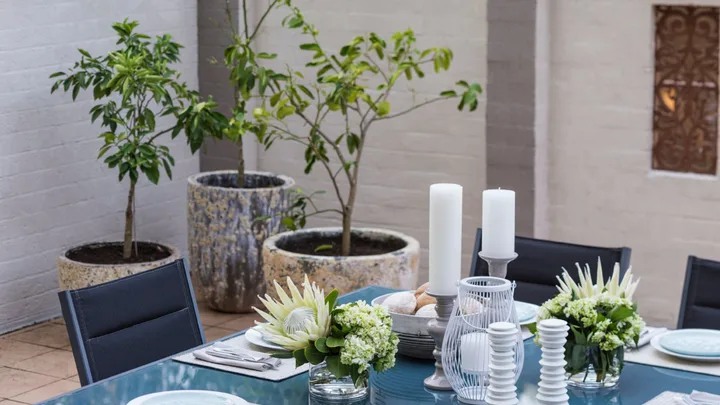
[651,333,720,362]
[659,329,720,357]
[515,301,539,325]
[245,326,288,352]
[127,390,252,405]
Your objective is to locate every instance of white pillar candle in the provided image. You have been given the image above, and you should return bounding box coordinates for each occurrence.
[428,183,463,295]
[481,189,515,258]
[461,332,489,373]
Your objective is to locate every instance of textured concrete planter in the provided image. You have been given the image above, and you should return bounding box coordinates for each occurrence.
[188,170,295,313]
[263,227,420,295]
[57,242,181,290]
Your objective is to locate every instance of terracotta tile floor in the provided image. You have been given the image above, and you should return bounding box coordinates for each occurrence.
[0,303,262,404]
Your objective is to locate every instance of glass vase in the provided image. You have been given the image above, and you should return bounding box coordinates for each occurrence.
[308,361,368,400]
[565,344,623,389]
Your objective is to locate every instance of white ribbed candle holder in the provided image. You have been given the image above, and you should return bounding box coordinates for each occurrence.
[486,322,519,405]
[536,319,570,405]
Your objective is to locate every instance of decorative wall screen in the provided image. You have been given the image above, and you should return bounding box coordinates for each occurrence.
[653,5,719,175]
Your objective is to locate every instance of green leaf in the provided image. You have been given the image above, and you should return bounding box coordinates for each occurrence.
[72,85,80,101]
[570,325,587,345]
[299,43,321,52]
[78,48,91,58]
[270,351,294,359]
[257,52,277,59]
[162,159,172,180]
[286,16,303,29]
[145,165,160,184]
[277,105,296,119]
[440,90,457,97]
[49,72,66,78]
[570,344,587,372]
[314,244,333,253]
[325,289,339,310]
[325,355,350,378]
[315,338,329,354]
[304,344,326,365]
[293,349,308,368]
[346,133,360,154]
[326,336,345,348]
[609,306,634,322]
[376,101,390,117]
[527,323,537,335]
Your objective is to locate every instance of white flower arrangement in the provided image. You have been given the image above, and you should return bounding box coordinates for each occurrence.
[254,276,398,386]
[530,259,645,382]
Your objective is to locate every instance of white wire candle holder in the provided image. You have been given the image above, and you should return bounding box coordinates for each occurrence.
[441,277,524,404]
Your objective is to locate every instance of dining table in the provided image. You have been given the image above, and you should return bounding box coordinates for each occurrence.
[38,286,720,405]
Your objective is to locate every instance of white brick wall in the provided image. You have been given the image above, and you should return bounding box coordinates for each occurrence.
[0,0,199,333]
[547,0,720,326]
[253,0,489,283]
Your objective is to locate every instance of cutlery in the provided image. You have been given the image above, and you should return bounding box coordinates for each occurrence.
[193,350,276,371]
[206,349,281,369]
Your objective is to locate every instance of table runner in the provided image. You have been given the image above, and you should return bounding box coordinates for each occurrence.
[626,344,720,377]
[173,334,308,382]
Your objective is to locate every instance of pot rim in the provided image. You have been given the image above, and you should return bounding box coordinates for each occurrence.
[58,241,181,267]
[187,170,295,192]
[263,227,420,261]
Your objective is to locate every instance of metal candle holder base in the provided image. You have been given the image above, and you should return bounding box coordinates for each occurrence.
[478,251,518,279]
[423,290,457,391]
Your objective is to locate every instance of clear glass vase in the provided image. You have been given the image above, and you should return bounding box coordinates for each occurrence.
[308,361,368,400]
[565,344,622,389]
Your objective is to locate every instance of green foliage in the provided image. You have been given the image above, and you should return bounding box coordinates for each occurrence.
[50,19,225,186]
[251,5,483,251]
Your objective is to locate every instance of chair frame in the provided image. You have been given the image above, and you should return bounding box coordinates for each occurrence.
[470,228,632,278]
[59,258,203,385]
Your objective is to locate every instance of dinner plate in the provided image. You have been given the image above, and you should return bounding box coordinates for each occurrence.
[651,334,720,362]
[127,390,252,405]
[515,301,539,325]
[245,326,287,352]
[659,329,720,357]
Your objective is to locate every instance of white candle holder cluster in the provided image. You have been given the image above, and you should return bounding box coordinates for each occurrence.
[442,277,524,404]
[486,322,520,405]
[536,319,570,405]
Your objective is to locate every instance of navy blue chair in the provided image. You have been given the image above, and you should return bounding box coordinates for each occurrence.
[59,259,205,386]
[677,256,720,330]
[470,229,631,305]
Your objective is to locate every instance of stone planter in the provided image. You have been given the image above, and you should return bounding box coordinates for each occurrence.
[263,227,420,295]
[188,170,295,313]
[57,242,181,290]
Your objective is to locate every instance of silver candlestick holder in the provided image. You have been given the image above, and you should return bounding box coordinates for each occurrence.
[424,290,457,391]
[478,251,518,279]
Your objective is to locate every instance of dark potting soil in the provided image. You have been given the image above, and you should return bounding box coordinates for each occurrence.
[277,233,407,257]
[198,172,285,189]
[66,242,172,265]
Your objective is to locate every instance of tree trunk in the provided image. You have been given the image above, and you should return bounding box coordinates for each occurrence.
[341,209,352,256]
[123,181,136,260]
[237,139,245,188]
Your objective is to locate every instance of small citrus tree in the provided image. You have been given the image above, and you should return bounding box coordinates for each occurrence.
[50,20,225,260]
[254,6,483,256]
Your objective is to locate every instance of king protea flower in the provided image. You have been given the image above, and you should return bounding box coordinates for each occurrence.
[556,258,640,300]
[253,276,331,351]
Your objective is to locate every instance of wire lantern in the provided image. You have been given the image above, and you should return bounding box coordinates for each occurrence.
[441,276,525,404]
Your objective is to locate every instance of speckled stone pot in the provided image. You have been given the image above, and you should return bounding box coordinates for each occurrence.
[57,242,181,290]
[263,227,420,296]
[188,170,295,313]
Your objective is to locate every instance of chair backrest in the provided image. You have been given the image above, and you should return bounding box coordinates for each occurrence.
[59,259,205,386]
[677,256,720,330]
[470,229,631,305]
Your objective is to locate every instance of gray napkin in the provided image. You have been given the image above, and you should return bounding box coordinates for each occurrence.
[192,350,272,371]
[638,327,668,348]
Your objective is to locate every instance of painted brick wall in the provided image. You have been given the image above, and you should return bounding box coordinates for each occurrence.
[0,0,199,333]
[546,0,720,326]
[247,0,489,283]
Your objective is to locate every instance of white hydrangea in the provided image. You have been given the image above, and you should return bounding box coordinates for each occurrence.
[334,301,398,373]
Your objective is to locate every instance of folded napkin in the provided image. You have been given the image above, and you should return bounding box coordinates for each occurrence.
[682,390,720,405]
[638,327,668,348]
[192,350,273,371]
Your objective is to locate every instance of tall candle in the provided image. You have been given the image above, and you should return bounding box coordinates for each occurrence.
[461,332,489,373]
[428,183,463,295]
[481,189,515,258]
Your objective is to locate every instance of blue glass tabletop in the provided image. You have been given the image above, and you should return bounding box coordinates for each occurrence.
[40,286,720,405]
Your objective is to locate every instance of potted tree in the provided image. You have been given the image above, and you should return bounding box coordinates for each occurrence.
[187,0,296,312]
[258,6,483,295]
[51,20,225,290]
